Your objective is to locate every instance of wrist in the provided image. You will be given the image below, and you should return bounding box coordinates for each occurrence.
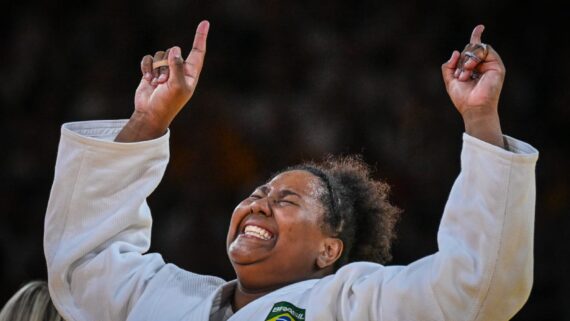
[462,108,504,148]
[115,110,168,142]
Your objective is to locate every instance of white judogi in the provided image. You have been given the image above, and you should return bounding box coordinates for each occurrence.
[44,120,538,321]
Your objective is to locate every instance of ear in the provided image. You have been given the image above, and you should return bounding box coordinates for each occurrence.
[316,237,344,269]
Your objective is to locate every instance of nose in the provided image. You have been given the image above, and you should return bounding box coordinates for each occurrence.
[250,197,271,217]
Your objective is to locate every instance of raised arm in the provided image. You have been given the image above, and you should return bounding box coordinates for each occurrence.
[44,21,221,321]
[309,25,538,321]
[391,25,538,320]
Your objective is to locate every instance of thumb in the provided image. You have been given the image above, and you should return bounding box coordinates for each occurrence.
[168,46,187,89]
[441,50,459,89]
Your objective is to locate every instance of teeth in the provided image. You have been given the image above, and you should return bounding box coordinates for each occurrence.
[244,225,272,240]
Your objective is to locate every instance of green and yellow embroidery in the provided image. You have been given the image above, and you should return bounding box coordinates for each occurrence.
[265,302,306,321]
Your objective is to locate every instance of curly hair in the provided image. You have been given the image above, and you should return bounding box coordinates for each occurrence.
[278,155,402,271]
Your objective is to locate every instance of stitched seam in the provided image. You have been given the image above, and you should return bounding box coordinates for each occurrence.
[50,145,88,321]
[469,156,512,321]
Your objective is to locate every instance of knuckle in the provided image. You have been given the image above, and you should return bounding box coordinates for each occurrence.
[192,46,205,54]
[170,81,191,96]
[172,56,184,66]
[170,81,182,91]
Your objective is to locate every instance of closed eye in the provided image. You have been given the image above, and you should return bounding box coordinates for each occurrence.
[275,199,297,206]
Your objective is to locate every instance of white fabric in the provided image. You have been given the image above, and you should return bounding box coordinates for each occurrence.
[44,119,539,321]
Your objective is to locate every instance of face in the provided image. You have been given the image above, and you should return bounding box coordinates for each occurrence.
[227,170,334,291]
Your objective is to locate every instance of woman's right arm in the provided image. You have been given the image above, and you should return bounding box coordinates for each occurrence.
[44,21,211,321]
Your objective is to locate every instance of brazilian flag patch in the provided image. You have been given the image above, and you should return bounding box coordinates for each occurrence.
[264,301,306,321]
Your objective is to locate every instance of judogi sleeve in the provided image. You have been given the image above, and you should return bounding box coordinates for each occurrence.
[44,120,171,321]
[310,134,538,321]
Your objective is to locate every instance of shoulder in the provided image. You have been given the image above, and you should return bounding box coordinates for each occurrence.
[129,263,227,320]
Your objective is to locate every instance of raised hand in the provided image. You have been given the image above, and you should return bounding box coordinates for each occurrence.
[441,25,505,148]
[116,20,210,142]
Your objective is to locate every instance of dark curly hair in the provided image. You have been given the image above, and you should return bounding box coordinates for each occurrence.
[276,155,402,271]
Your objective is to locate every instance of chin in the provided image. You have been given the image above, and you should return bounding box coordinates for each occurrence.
[227,242,265,266]
[227,233,276,264]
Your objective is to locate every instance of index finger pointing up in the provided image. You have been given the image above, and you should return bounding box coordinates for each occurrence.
[185,20,210,75]
[470,24,485,44]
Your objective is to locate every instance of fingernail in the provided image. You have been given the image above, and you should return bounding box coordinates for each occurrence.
[171,46,181,59]
[144,72,152,80]
[158,74,166,81]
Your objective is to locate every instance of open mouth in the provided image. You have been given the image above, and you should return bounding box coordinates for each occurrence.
[242,224,274,241]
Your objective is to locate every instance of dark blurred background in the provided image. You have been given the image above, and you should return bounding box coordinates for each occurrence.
[1,0,568,319]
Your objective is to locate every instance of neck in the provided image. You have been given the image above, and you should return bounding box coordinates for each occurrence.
[232,269,333,311]
[232,282,277,311]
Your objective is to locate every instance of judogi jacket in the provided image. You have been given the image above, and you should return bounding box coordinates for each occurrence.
[44,120,539,321]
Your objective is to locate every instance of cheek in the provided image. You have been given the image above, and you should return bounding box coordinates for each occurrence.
[278,214,324,247]
[227,204,248,240]
[232,201,251,220]
[274,223,324,270]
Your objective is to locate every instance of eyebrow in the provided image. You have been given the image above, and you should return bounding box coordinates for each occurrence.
[258,185,270,194]
[257,186,302,199]
[278,189,302,199]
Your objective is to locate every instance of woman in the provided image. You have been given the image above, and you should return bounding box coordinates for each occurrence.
[44,21,538,320]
